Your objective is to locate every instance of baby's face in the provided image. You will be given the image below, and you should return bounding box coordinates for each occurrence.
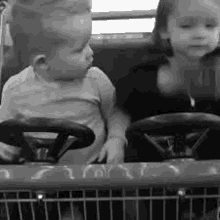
[42,0,93,80]
[12,0,93,80]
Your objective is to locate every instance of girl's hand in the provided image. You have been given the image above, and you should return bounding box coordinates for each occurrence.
[97,137,126,164]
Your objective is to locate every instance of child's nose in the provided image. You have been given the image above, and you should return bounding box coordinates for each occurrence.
[87,46,94,57]
[192,27,207,39]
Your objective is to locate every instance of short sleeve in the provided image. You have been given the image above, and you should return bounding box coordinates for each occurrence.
[1,66,33,107]
[87,67,115,121]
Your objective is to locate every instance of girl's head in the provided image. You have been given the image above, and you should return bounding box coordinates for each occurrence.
[8,0,93,81]
[152,0,220,61]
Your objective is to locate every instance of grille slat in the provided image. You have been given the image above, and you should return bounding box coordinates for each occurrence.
[57,191,62,220]
[0,187,219,220]
[83,190,87,220]
[3,192,10,220]
[110,190,113,220]
[17,192,24,220]
[163,188,166,220]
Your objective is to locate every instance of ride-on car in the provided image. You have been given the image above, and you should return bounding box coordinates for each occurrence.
[0,1,220,220]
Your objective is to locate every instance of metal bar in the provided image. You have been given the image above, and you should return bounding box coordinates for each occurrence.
[30,199,36,220]
[44,200,49,220]
[144,134,166,156]
[176,197,179,220]
[70,191,75,220]
[92,10,156,20]
[218,188,220,219]
[3,192,10,220]
[3,162,220,189]
[2,193,220,203]
[0,2,7,91]
[203,188,207,216]
[135,188,139,220]
[190,196,193,220]
[96,189,100,220]
[83,190,87,220]
[150,188,153,220]
[122,188,125,220]
[57,191,62,220]
[2,188,220,220]
[17,192,23,220]
[110,189,113,220]
[191,129,209,153]
[163,188,166,220]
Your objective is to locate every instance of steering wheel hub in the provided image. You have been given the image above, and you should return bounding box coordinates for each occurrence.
[127,112,218,160]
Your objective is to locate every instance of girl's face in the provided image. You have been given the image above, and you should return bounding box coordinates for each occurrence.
[162,0,220,61]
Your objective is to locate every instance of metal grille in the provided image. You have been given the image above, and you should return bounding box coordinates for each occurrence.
[0,187,220,220]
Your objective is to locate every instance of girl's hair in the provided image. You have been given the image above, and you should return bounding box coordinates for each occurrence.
[148,0,220,100]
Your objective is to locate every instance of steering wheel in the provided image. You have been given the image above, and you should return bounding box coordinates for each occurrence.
[126,112,220,160]
[0,117,95,164]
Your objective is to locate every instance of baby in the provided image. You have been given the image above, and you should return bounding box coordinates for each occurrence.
[0,0,129,164]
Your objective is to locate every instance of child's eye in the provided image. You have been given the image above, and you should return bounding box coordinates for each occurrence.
[206,24,216,28]
[75,48,83,53]
[74,47,84,53]
[180,24,191,29]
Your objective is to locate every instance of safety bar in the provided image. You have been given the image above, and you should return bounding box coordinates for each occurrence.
[0,160,219,190]
[92,9,156,21]
[0,1,7,88]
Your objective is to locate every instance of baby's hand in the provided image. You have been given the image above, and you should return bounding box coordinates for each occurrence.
[0,142,20,162]
[98,137,125,164]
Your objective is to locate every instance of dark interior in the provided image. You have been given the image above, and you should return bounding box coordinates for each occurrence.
[91,33,152,84]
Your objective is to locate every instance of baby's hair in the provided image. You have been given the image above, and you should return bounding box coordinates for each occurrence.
[4,0,76,74]
[147,0,220,99]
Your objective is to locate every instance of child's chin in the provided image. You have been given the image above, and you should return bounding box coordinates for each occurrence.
[188,49,207,58]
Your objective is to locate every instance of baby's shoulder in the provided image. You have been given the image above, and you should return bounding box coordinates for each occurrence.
[86,66,112,84]
[3,66,34,92]
[87,66,106,78]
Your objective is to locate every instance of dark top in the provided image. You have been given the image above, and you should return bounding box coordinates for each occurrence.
[116,59,219,122]
[116,58,220,162]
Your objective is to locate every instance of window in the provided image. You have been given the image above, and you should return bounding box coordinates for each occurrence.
[92,0,159,34]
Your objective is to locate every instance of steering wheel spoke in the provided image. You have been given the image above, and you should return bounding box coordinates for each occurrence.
[191,128,210,153]
[144,134,166,157]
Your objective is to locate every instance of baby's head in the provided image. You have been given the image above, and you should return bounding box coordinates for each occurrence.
[9,0,93,80]
[152,0,220,60]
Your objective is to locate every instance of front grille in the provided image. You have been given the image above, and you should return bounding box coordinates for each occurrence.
[0,187,219,220]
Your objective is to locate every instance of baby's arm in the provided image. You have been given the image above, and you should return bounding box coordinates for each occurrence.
[0,70,29,161]
[89,67,130,163]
